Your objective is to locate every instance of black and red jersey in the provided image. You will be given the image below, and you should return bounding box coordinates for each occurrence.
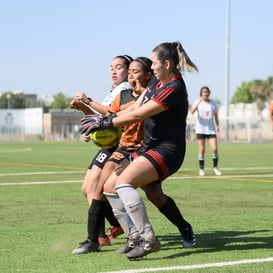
[142,75,188,147]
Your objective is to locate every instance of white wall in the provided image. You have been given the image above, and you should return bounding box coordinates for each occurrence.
[0,108,43,134]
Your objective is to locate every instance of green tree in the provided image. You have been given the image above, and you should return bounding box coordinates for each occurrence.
[50,92,73,109]
[231,81,253,104]
[0,92,26,109]
[250,76,273,101]
[231,76,273,105]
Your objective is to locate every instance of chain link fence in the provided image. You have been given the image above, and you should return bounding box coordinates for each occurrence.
[0,104,272,143]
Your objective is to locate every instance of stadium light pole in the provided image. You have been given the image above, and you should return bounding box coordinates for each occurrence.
[224,0,231,141]
[6,93,11,109]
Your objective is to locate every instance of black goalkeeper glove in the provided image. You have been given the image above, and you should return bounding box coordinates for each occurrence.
[79,114,115,136]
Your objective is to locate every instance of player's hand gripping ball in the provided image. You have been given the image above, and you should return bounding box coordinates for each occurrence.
[80,114,121,148]
[90,127,122,148]
[80,114,115,135]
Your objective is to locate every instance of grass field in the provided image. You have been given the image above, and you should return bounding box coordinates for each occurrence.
[0,141,273,273]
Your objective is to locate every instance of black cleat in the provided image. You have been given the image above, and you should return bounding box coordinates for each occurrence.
[116,238,140,254]
[126,238,161,259]
[72,239,100,254]
[181,226,196,248]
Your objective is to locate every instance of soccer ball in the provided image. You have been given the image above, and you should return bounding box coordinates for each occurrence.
[90,127,122,148]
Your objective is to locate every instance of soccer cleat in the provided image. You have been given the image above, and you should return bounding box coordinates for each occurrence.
[199,169,205,176]
[213,167,222,176]
[125,238,161,259]
[99,236,111,246]
[72,239,100,254]
[181,226,196,248]
[115,238,140,254]
[105,226,124,239]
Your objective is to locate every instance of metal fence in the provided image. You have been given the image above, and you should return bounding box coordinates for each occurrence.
[0,125,81,141]
[186,117,272,143]
[1,117,272,143]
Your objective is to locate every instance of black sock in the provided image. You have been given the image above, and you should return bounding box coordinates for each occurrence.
[158,196,191,234]
[213,157,218,168]
[199,159,204,170]
[87,199,105,243]
[98,218,106,238]
[104,201,121,228]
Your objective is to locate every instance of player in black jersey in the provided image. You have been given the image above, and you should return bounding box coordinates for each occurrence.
[80,42,198,259]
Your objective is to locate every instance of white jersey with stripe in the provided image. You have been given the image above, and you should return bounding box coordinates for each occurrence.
[195,100,218,134]
[101,82,131,106]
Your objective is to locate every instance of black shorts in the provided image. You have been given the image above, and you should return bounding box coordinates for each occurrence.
[88,146,117,169]
[107,146,137,164]
[132,142,185,182]
[196,134,216,140]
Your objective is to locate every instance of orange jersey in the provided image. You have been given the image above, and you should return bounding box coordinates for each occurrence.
[109,89,144,150]
[269,101,273,111]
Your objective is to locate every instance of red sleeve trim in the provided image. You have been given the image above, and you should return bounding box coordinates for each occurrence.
[151,86,174,110]
[151,98,169,110]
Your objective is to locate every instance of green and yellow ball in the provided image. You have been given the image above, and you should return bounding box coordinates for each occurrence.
[90,127,122,148]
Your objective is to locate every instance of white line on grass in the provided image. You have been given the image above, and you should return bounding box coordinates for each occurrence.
[1,173,273,186]
[171,174,273,179]
[1,166,273,178]
[0,147,32,153]
[181,166,273,171]
[0,180,82,186]
[100,257,273,273]
[0,171,84,177]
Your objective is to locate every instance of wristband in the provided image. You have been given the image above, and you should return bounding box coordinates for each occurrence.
[102,115,114,128]
[87,97,93,103]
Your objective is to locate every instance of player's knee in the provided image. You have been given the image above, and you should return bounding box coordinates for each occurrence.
[103,180,116,194]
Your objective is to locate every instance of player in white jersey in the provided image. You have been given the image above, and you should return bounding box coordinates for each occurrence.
[191,86,221,176]
[70,55,133,248]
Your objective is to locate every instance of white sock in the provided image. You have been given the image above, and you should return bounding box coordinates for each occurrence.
[115,184,155,242]
[104,192,138,239]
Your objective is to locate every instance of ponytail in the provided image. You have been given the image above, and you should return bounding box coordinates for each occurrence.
[175,42,198,72]
[153,41,198,73]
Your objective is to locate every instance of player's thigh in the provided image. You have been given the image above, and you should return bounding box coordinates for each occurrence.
[93,161,118,198]
[103,159,130,194]
[197,138,206,153]
[116,156,159,188]
[81,169,91,195]
[208,137,217,153]
[85,165,103,195]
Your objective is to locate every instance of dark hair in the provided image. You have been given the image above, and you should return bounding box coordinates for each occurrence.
[114,55,133,69]
[134,57,153,75]
[152,42,198,73]
[153,42,179,69]
[200,86,211,96]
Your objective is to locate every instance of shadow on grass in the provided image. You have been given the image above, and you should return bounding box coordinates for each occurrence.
[157,229,273,259]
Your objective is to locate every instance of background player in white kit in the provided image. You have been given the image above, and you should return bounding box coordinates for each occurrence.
[191,86,221,176]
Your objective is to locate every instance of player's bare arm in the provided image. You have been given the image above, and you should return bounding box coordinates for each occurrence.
[113,99,164,127]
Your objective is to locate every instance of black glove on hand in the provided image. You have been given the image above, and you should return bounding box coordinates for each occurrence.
[79,114,115,136]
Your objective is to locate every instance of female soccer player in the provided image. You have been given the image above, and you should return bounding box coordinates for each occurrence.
[191,86,221,176]
[79,41,198,259]
[72,57,154,254]
[71,55,133,246]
